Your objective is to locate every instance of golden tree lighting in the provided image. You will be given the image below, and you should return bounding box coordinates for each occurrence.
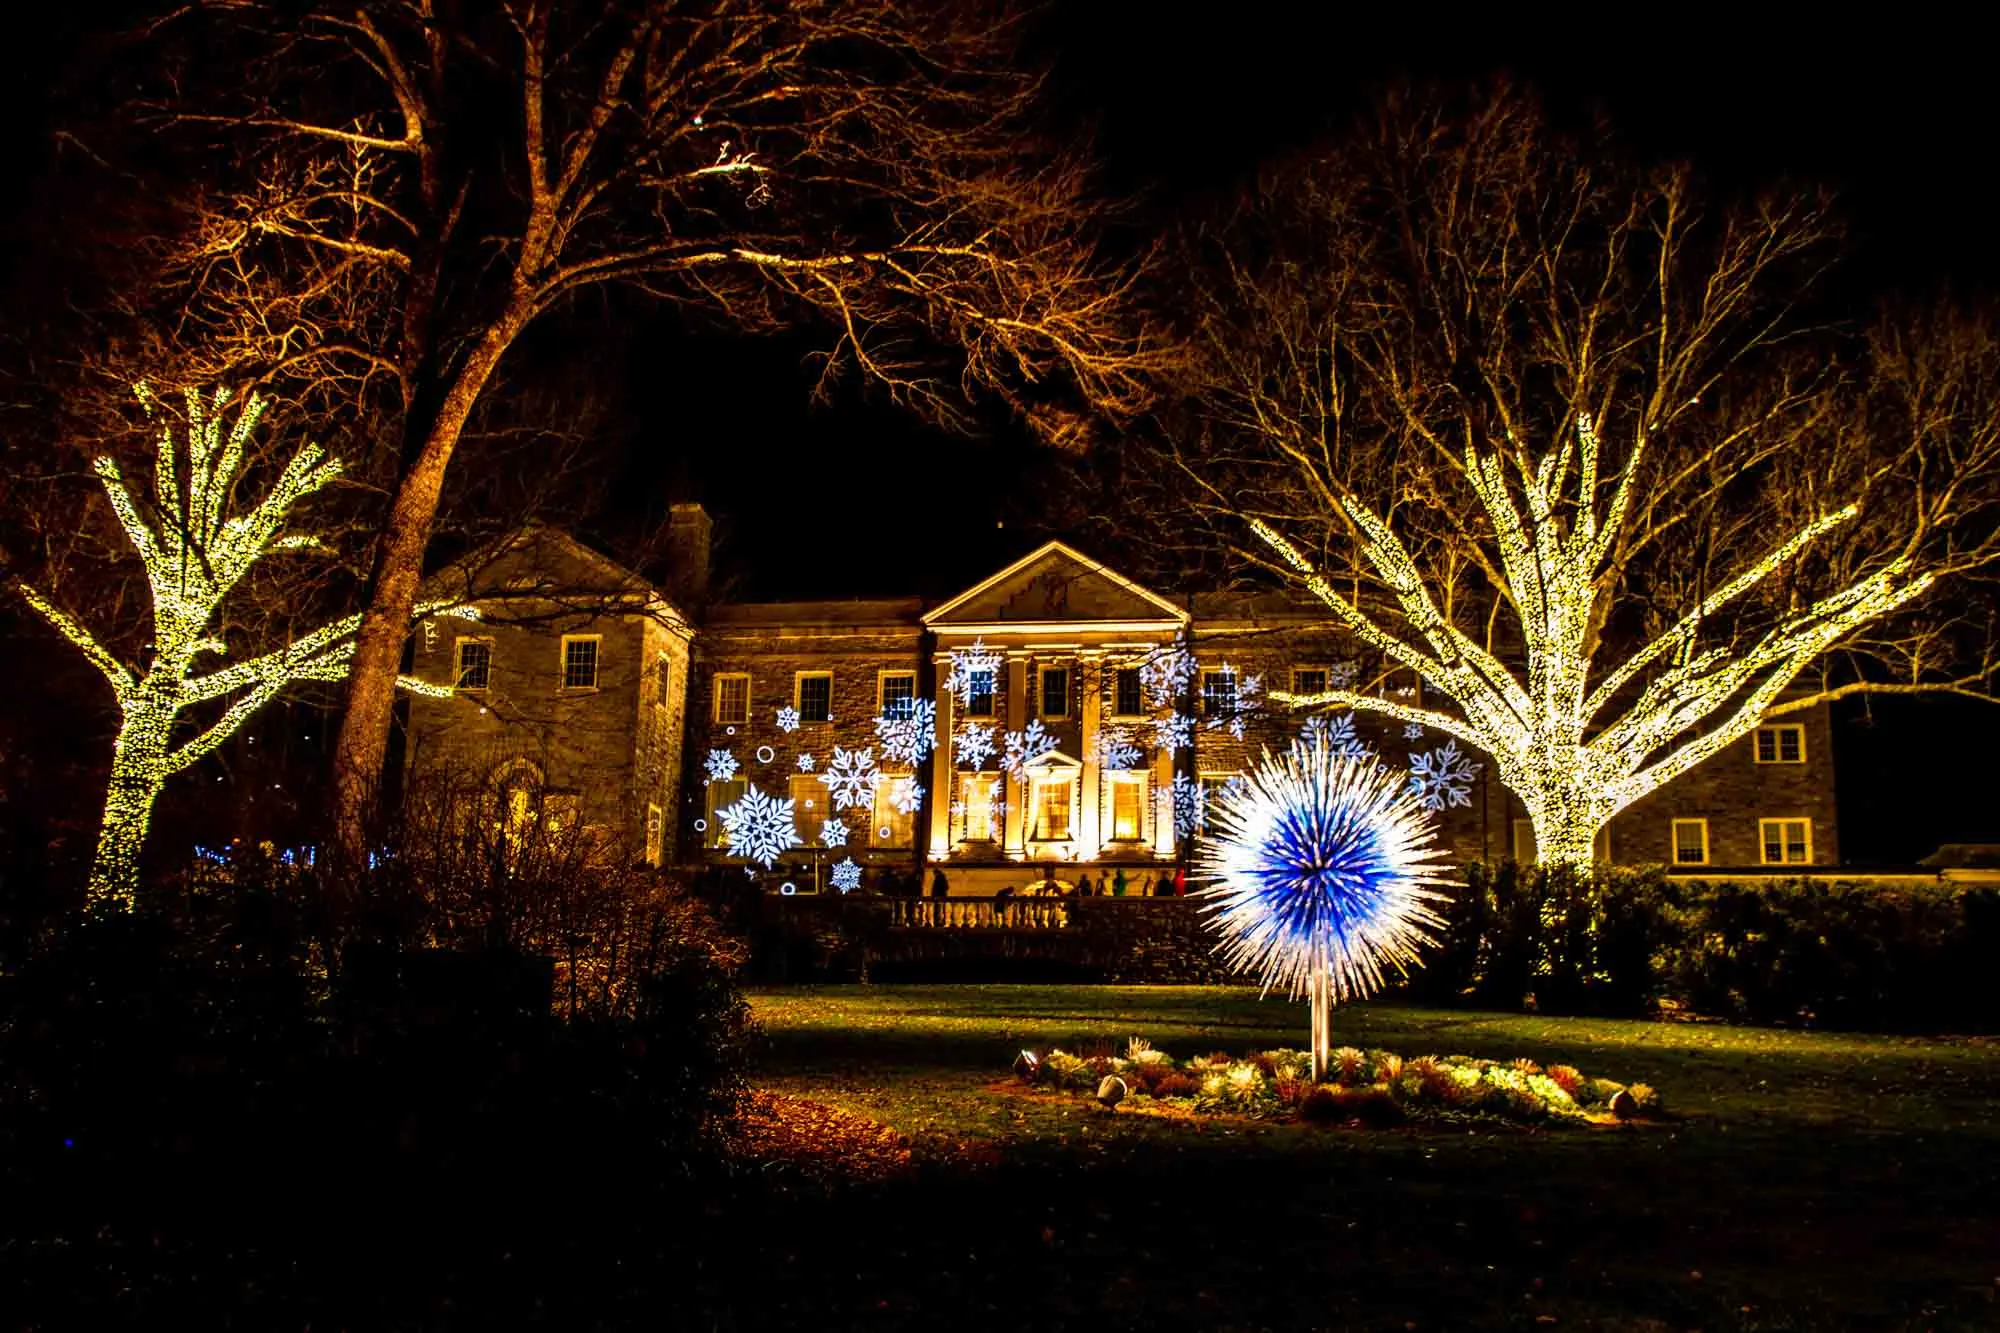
[13,384,468,909]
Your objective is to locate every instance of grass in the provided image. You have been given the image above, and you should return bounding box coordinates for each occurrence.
[746,985,2000,1330]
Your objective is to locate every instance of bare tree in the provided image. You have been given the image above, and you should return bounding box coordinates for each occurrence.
[117,0,1167,868]
[1177,88,2000,869]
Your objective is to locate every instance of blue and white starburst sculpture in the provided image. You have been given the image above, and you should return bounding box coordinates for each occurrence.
[1196,738,1454,1079]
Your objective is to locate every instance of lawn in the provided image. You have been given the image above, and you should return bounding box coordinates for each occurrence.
[745,985,2000,1331]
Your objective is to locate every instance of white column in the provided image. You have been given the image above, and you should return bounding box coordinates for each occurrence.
[927,653,955,859]
[1077,650,1103,860]
[1003,652,1028,856]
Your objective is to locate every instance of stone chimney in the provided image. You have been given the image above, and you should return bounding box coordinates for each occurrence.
[663,503,712,603]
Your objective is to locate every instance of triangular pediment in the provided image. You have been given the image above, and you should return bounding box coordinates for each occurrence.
[924,542,1186,630]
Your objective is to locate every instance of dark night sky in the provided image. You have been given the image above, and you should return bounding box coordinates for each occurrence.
[3,6,1995,861]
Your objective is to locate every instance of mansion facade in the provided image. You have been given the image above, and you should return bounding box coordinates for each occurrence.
[400,510,1840,891]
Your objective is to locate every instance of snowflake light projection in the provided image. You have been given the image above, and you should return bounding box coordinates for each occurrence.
[820,818,849,848]
[875,698,937,765]
[797,753,816,771]
[1408,741,1482,811]
[1172,772,1205,841]
[717,785,801,868]
[1140,644,1198,710]
[830,858,863,893]
[1403,723,1425,741]
[821,746,879,809]
[703,748,740,783]
[955,723,997,770]
[1093,726,1146,771]
[1328,659,1361,689]
[885,775,925,815]
[1154,711,1196,754]
[1196,739,1453,1080]
[1002,720,1056,778]
[775,705,800,733]
[943,637,1002,703]
[1298,712,1373,761]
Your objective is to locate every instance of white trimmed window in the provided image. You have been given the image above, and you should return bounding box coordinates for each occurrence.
[1754,724,1805,764]
[1031,777,1074,841]
[1671,819,1709,867]
[871,774,916,847]
[878,671,917,722]
[654,653,672,708]
[1200,667,1238,716]
[962,665,997,718]
[455,638,492,691]
[645,803,664,866]
[1760,818,1812,865]
[1039,664,1070,719]
[795,671,833,724]
[1197,773,1241,833]
[712,673,750,724]
[705,777,746,849]
[1112,666,1145,719]
[789,775,829,846]
[1291,666,1328,696]
[958,772,999,842]
[560,635,600,690]
[1109,774,1146,842]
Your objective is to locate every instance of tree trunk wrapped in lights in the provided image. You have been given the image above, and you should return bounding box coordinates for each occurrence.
[1173,89,2000,868]
[12,385,465,909]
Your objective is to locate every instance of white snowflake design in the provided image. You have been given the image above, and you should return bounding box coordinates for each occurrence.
[1408,740,1482,811]
[744,865,760,880]
[821,746,879,810]
[955,723,997,771]
[1002,720,1056,778]
[797,753,816,771]
[1403,723,1425,741]
[820,818,849,849]
[830,858,863,893]
[716,784,801,868]
[1299,712,1373,761]
[774,705,800,733]
[1154,711,1196,754]
[1093,726,1146,771]
[943,637,1002,704]
[1171,772,1205,840]
[1139,644,1198,711]
[875,698,937,766]
[1328,658,1361,689]
[703,748,739,783]
[885,774,925,815]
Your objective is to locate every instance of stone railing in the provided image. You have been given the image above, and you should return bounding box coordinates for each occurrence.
[889,898,1071,930]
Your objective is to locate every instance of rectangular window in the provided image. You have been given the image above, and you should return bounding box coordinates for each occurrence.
[560,635,600,690]
[879,671,916,722]
[1040,665,1070,719]
[1110,775,1145,841]
[1291,667,1328,696]
[712,673,750,724]
[1511,819,1536,865]
[653,652,672,708]
[1754,724,1806,765]
[1113,666,1144,718]
[871,774,916,847]
[1760,818,1812,865]
[1671,818,1709,866]
[1198,774,1240,833]
[959,772,998,842]
[795,672,833,724]
[455,639,491,691]
[963,666,996,718]
[705,777,747,850]
[1200,667,1238,716]
[1032,778,1073,840]
[645,803,664,866]
[789,775,829,847]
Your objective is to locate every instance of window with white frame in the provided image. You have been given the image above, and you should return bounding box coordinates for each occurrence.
[560,635,600,690]
[871,773,916,847]
[705,777,746,849]
[1671,819,1709,866]
[958,772,998,841]
[878,671,916,721]
[1754,724,1805,764]
[1291,666,1328,697]
[795,672,833,724]
[455,638,492,691]
[1039,664,1070,719]
[654,653,672,708]
[1197,773,1241,833]
[1031,776,1074,840]
[645,803,664,866]
[1200,667,1238,716]
[963,665,996,718]
[712,673,750,724]
[1110,774,1146,842]
[1760,818,1812,865]
[1113,666,1144,718]
[789,774,829,846]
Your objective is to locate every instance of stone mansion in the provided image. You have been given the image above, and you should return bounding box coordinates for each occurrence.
[400,509,1839,892]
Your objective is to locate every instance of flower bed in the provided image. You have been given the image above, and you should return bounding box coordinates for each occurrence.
[1012,1038,1663,1126]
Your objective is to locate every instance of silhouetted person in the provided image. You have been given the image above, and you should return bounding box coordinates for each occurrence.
[930,867,950,898]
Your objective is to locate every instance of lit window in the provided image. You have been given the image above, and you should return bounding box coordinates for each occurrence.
[1040,666,1070,719]
[1511,819,1536,865]
[705,778,746,849]
[713,674,750,724]
[455,639,491,691]
[1754,724,1805,764]
[1110,776,1145,841]
[654,653,672,708]
[1032,778,1073,840]
[958,772,998,841]
[872,774,916,847]
[963,667,996,718]
[1197,774,1241,833]
[789,775,829,846]
[1760,818,1812,865]
[795,672,833,723]
[1292,667,1328,696]
[879,672,916,722]
[1670,819,1708,866]
[560,636,600,690]
[1114,667,1144,718]
[645,803,664,866]
[1201,667,1238,716]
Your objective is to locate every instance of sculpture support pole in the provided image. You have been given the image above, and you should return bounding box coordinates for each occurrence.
[1309,960,1331,1082]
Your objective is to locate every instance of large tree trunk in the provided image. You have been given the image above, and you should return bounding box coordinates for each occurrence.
[89,696,176,911]
[327,312,530,878]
